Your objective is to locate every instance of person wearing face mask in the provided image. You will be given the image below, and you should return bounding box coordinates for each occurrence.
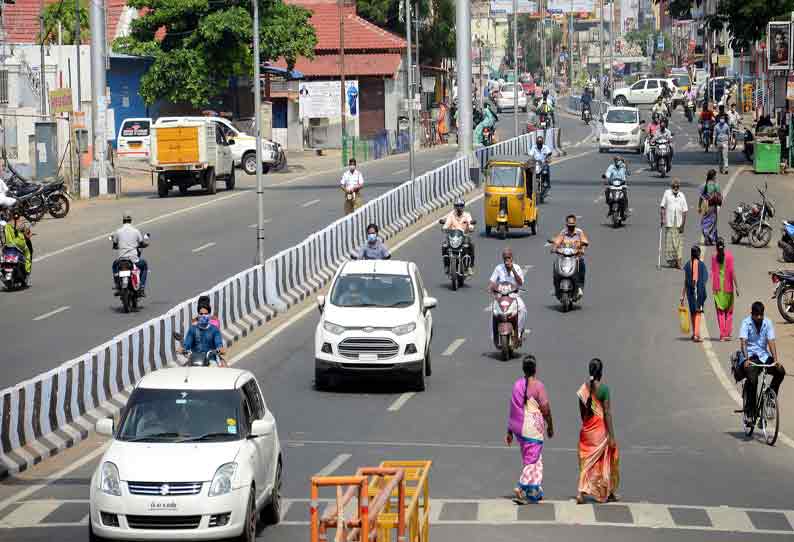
[354,223,391,260]
[441,198,475,274]
[711,238,739,341]
[181,298,226,365]
[489,247,526,345]
[528,135,552,190]
[714,114,731,173]
[660,179,687,268]
[340,158,364,215]
[552,215,589,298]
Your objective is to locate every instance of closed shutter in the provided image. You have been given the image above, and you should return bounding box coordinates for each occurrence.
[358,78,385,138]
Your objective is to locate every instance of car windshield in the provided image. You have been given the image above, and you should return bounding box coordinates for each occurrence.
[117,388,242,442]
[121,120,150,137]
[330,274,415,308]
[605,110,638,124]
[488,166,523,187]
[501,84,515,93]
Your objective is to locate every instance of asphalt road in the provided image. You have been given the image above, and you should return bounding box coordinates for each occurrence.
[2,107,793,542]
[0,111,592,388]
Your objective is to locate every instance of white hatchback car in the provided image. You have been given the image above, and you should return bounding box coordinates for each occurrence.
[495,83,528,113]
[598,107,645,154]
[314,260,437,391]
[89,367,282,542]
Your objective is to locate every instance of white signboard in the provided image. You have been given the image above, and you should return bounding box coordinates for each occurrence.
[547,0,594,13]
[299,80,359,119]
[489,0,538,14]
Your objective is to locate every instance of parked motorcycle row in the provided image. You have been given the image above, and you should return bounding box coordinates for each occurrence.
[0,175,70,224]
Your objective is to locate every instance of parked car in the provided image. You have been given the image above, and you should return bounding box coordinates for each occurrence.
[117,118,152,160]
[598,106,644,154]
[494,83,528,112]
[89,367,282,542]
[314,259,437,391]
[612,78,683,107]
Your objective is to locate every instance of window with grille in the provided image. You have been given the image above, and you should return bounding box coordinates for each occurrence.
[0,71,8,104]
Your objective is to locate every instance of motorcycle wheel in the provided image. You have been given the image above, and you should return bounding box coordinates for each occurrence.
[501,341,511,362]
[612,213,621,228]
[561,293,571,313]
[749,225,772,248]
[658,162,666,178]
[782,244,794,263]
[24,199,47,223]
[497,224,507,240]
[450,273,457,291]
[121,289,131,313]
[777,287,794,323]
[731,233,742,244]
[47,194,70,219]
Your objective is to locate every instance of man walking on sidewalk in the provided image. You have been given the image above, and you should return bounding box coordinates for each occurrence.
[660,179,688,268]
[341,158,364,215]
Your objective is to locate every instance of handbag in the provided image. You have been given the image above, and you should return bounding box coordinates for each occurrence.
[678,304,691,334]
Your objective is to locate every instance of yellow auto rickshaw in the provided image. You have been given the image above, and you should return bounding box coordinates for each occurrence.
[484,155,538,238]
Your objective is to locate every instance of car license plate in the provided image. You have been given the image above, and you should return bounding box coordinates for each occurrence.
[129,141,142,148]
[358,353,378,362]
[118,270,131,278]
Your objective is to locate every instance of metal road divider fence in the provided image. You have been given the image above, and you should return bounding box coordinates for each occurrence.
[0,131,559,478]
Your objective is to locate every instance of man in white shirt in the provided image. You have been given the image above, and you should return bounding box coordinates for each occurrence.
[340,158,364,215]
[659,178,688,268]
[489,247,526,346]
[0,175,16,212]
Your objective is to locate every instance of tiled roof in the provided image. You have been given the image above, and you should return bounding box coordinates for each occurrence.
[3,0,129,44]
[274,53,402,78]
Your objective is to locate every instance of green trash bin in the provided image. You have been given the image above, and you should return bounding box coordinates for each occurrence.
[754,142,781,174]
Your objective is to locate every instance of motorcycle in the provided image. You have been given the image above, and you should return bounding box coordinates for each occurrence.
[701,120,713,152]
[439,220,476,291]
[173,332,224,367]
[111,233,150,313]
[771,270,794,324]
[653,136,672,177]
[729,125,739,151]
[729,184,775,248]
[5,179,47,223]
[603,174,628,228]
[779,220,794,262]
[552,244,582,313]
[535,160,550,204]
[482,126,494,147]
[491,281,522,361]
[42,179,70,219]
[537,112,550,131]
[1,245,28,290]
[685,98,695,123]
[582,106,592,125]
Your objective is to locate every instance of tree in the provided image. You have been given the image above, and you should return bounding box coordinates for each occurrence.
[114,0,317,107]
[39,0,89,45]
[625,25,670,56]
[355,0,457,66]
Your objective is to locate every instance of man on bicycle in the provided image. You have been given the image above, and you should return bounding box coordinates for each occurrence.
[735,302,786,420]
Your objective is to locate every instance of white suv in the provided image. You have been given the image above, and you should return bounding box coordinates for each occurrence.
[315,260,437,391]
[90,367,282,542]
[612,78,683,107]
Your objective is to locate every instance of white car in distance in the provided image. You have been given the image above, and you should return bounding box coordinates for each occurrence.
[314,260,436,391]
[598,107,645,154]
[495,83,529,113]
[89,367,282,542]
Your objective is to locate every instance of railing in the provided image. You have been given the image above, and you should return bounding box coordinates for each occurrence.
[19,58,42,101]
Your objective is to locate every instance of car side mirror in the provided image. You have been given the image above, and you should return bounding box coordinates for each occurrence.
[317,295,325,313]
[251,418,274,437]
[438,219,445,225]
[96,418,114,437]
[227,139,235,146]
[423,296,438,310]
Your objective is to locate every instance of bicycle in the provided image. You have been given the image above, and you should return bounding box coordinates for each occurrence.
[734,354,780,445]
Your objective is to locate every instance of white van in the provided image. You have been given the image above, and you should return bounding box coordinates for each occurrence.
[117,118,153,160]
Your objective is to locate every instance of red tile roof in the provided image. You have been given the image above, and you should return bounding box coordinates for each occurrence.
[4,0,129,44]
[275,52,402,78]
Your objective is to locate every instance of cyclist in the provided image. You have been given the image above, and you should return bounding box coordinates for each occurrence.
[735,301,786,421]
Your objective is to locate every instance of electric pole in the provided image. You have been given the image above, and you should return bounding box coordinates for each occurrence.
[513,0,519,138]
[406,0,415,182]
[253,0,265,265]
[455,0,473,157]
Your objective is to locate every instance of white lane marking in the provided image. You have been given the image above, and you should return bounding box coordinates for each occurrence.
[0,501,62,527]
[556,500,596,524]
[32,306,70,322]
[34,191,246,264]
[442,338,465,356]
[248,219,272,228]
[394,168,409,175]
[191,242,216,253]
[315,453,352,476]
[630,502,675,528]
[477,499,516,522]
[387,392,415,412]
[301,199,321,208]
[433,158,448,164]
[707,507,754,532]
[0,442,109,515]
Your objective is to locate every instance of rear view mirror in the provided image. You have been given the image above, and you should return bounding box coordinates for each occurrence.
[96,418,114,437]
[251,418,274,437]
[317,295,326,313]
[423,296,438,310]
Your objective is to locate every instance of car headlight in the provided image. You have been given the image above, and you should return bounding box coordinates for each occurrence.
[99,462,121,496]
[392,322,416,336]
[323,321,346,335]
[209,463,237,497]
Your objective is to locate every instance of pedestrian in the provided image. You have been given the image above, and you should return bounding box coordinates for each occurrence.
[680,245,709,342]
[340,158,364,215]
[699,169,722,245]
[714,115,731,173]
[660,178,688,268]
[576,358,619,504]
[712,238,739,341]
[505,355,554,504]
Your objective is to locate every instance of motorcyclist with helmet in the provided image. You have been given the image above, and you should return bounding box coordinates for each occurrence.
[528,134,553,191]
[581,86,593,121]
[536,90,555,127]
[441,198,475,275]
[111,212,149,297]
[602,156,630,216]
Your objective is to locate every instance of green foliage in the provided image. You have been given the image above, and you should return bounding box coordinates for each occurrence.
[653,58,669,76]
[625,25,670,56]
[39,0,90,45]
[114,0,317,107]
[503,16,562,75]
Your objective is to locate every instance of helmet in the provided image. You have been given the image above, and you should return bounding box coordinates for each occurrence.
[122,211,132,224]
[454,198,465,210]
[197,294,212,313]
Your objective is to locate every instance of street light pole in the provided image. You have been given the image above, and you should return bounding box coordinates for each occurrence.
[253,0,265,265]
[608,0,614,96]
[406,0,415,182]
[568,0,574,89]
[513,0,519,138]
[339,0,346,146]
[599,0,604,103]
[455,0,473,157]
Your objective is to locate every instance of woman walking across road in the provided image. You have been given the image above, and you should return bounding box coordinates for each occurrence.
[505,355,554,504]
[576,358,620,504]
[712,238,739,341]
[699,169,722,246]
[681,245,709,342]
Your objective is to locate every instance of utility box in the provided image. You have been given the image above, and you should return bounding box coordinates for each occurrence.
[754,142,781,174]
[35,121,58,180]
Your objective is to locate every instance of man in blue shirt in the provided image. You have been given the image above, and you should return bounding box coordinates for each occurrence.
[354,223,391,260]
[182,300,225,363]
[737,301,786,420]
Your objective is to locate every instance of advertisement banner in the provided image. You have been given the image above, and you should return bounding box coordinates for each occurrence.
[48,88,73,115]
[547,0,595,13]
[298,80,359,119]
[489,0,538,14]
[767,21,791,70]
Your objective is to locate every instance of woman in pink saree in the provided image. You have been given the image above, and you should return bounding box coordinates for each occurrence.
[505,355,554,504]
[576,358,620,504]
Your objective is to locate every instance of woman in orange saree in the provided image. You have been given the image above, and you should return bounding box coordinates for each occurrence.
[576,358,620,504]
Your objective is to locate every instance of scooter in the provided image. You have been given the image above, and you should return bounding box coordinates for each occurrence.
[551,244,582,312]
[1,246,28,290]
[482,127,495,147]
[537,112,550,131]
[582,106,592,125]
[685,98,695,123]
[729,184,775,248]
[111,233,150,313]
[653,136,672,177]
[771,270,794,323]
[492,281,522,361]
[439,219,475,291]
[603,173,628,228]
[779,220,794,262]
[535,160,551,204]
